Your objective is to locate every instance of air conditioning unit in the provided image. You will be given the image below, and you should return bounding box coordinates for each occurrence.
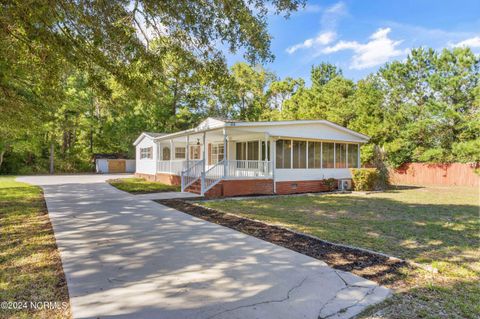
[338,179,352,191]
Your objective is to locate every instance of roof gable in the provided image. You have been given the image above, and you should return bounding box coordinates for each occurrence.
[133,132,166,146]
[197,117,226,130]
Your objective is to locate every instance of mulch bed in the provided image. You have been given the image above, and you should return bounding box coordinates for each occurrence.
[157,199,411,288]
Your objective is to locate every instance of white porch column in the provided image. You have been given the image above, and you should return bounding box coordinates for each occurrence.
[155,141,160,173]
[201,132,206,195]
[170,139,173,173]
[223,128,228,178]
[271,137,276,194]
[357,143,361,168]
[264,133,269,174]
[186,135,190,166]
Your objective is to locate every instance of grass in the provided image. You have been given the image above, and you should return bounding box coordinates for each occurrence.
[107,177,180,194]
[0,176,70,319]
[201,186,480,319]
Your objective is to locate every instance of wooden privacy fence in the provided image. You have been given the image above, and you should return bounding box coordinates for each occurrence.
[390,163,479,187]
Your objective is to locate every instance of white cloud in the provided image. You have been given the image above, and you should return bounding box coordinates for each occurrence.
[452,36,480,48]
[285,1,346,55]
[321,2,347,30]
[286,31,336,54]
[321,27,406,69]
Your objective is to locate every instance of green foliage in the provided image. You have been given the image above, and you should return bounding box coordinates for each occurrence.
[350,168,380,191]
[452,139,480,163]
[1,8,479,178]
[108,178,180,194]
[323,178,337,190]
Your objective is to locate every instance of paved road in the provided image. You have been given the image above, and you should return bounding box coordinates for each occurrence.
[18,175,390,319]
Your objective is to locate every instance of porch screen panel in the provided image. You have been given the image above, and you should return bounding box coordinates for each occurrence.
[335,143,347,168]
[247,141,259,160]
[276,139,291,169]
[348,144,359,168]
[322,143,334,168]
[308,142,321,168]
[236,142,246,160]
[293,141,307,168]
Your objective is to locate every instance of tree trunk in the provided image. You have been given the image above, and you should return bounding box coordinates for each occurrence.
[49,142,54,174]
[0,150,4,171]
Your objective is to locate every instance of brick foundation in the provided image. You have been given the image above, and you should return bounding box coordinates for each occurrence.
[275,179,336,195]
[204,179,274,198]
[135,173,336,197]
[135,172,181,186]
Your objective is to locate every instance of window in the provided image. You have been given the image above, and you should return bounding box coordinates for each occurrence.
[322,143,334,168]
[162,147,171,160]
[175,147,186,159]
[348,144,359,168]
[293,140,307,168]
[140,147,153,159]
[308,142,321,168]
[335,143,347,168]
[190,145,201,160]
[276,139,291,169]
[261,141,270,161]
[210,144,224,164]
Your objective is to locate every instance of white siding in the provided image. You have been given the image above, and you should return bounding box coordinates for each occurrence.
[237,123,366,143]
[135,137,157,174]
[275,168,351,181]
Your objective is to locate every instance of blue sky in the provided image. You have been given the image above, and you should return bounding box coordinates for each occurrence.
[226,0,480,82]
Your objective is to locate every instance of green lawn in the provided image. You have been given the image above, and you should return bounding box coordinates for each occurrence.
[201,186,480,318]
[0,177,70,318]
[107,177,180,194]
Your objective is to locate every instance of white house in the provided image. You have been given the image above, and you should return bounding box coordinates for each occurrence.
[133,118,369,197]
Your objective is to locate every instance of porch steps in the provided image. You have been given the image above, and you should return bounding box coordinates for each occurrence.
[185,178,221,195]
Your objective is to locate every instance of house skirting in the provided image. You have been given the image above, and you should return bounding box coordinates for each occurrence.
[275,180,333,195]
[204,179,337,198]
[135,173,336,197]
[135,173,181,186]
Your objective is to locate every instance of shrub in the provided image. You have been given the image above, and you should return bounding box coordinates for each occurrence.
[323,178,337,190]
[350,168,388,191]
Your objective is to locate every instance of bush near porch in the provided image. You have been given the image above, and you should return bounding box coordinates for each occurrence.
[201,186,479,318]
[107,177,180,194]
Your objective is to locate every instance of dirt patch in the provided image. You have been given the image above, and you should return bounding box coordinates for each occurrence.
[157,199,411,288]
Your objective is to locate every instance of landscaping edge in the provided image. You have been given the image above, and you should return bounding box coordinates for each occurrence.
[157,198,417,287]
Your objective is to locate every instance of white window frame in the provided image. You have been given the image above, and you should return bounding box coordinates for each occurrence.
[140,147,153,160]
[175,147,186,159]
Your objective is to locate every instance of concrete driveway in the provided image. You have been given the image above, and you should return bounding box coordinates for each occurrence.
[18,175,390,319]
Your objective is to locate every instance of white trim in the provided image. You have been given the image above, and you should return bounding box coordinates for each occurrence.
[146,118,370,143]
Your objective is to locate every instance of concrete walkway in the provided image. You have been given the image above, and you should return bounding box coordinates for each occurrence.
[18,175,390,319]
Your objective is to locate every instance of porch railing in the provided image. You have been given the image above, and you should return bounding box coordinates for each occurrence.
[225,160,272,178]
[181,159,204,191]
[180,159,272,195]
[157,160,201,175]
[204,159,225,192]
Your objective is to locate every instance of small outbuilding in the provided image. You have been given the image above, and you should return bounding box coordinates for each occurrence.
[94,154,135,174]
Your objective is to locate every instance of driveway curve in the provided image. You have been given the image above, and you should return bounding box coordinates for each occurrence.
[18,175,390,319]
